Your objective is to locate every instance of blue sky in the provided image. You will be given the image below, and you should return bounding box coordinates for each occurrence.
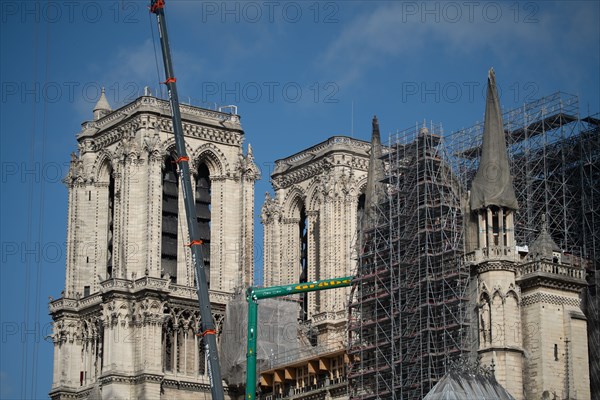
[1,1,598,398]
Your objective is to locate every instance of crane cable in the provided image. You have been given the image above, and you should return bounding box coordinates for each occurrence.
[21,2,40,397]
[31,3,51,394]
[148,10,165,99]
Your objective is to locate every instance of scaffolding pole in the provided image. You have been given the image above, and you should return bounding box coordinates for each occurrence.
[348,92,599,400]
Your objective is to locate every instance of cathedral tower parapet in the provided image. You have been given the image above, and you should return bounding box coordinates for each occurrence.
[262,135,370,346]
[50,92,257,399]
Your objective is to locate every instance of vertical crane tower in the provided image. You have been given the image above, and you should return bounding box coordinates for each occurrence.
[149,1,225,399]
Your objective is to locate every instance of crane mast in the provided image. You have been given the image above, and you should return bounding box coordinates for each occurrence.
[150,1,225,399]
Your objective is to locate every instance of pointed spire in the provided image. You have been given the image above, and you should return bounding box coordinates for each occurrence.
[470,69,518,211]
[530,214,560,259]
[420,119,429,135]
[362,116,385,230]
[93,87,112,120]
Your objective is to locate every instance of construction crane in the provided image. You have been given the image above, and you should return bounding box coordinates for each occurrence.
[245,276,353,400]
[149,4,355,400]
[149,1,225,399]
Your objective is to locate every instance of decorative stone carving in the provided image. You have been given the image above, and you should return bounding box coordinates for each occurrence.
[144,132,163,161]
[65,152,86,185]
[521,293,581,307]
[261,192,281,224]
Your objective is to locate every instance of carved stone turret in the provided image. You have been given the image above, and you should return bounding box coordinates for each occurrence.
[92,88,112,120]
[470,69,524,400]
[470,68,518,212]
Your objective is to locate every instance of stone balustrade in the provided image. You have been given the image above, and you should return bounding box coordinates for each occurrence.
[518,260,585,280]
[49,276,232,313]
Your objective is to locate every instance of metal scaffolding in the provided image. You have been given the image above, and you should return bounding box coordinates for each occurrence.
[448,92,600,398]
[448,92,589,251]
[348,92,599,399]
[348,122,471,400]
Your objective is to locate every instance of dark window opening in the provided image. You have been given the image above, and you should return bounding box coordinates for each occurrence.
[198,336,206,375]
[299,206,308,321]
[554,343,559,360]
[492,207,499,246]
[83,286,90,297]
[163,322,174,372]
[357,193,366,232]
[503,213,508,246]
[162,156,179,284]
[195,163,211,289]
[106,172,115,278]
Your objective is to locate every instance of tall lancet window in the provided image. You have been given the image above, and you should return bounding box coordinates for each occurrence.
[162,156,179,283]
[299,206,308,321]
[195,163,211,288]
[492,207,500,246]
[357,192,366,234]
[106,169,115,278]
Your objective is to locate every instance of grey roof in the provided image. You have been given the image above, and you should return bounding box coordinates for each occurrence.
[93,87,112,113]
[423,371,517,400]
[470,69,519,211]
[530,219,561,257]
[362,116,385,229]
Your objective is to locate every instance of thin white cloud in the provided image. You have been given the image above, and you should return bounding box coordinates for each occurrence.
[318,2,599,86]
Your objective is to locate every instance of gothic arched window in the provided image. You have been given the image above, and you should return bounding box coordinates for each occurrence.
[299,206,308,321]
[162,156,179,283]
[357,192,366,233]
[106,169,115,278]
[195,163,211,288]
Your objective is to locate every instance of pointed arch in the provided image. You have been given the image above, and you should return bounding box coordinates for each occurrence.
[492,288,505,303]
[356,177,368,196]
[191,143,229,177]
[305,178,322,212]
[162,137,195,160]
[506,289,520,304]
[91,151,118,280]
[479,290,491,305]
[282,186,306,220]
[92,151,114,184]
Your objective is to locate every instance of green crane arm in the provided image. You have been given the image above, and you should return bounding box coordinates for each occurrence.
[245,276,353,400]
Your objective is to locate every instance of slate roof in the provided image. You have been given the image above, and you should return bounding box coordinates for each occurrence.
[423,370,516,400]
[470,68,519,211]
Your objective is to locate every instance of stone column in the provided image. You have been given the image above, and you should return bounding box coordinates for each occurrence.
[111,157,124,279]
[486,208,494,250]
[261,193,282,286]
[145,136,164,278]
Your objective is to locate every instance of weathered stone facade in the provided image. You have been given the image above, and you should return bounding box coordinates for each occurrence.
[464,70,591,400]
[49,92,258,400]
[260,73,592,400]
[262,136,370,346]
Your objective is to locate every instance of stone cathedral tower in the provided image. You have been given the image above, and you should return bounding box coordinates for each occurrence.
[467,69,590,400]
[468,69,524,398]
[49,91,258,400]
[262,134,371,346]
